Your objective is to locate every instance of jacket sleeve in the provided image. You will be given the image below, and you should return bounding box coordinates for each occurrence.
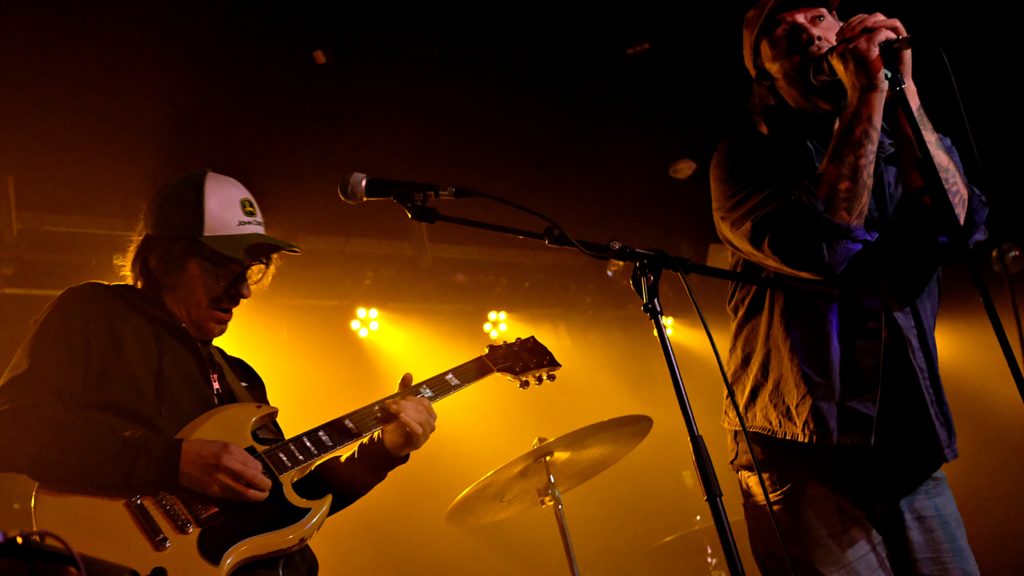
[0,285,182,496]
[291,432,409,516]
[710,135,877,280]
[873,135,989,304]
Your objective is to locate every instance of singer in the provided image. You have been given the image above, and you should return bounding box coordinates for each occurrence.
[710,1,987,574]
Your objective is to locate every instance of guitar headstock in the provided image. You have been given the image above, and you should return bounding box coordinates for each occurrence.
[484,336,562,390]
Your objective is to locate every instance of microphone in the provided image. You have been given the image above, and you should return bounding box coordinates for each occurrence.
[810,35,913,87]
[340,172,469,204]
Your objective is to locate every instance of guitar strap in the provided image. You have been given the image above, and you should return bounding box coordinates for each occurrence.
[207,346,255,403]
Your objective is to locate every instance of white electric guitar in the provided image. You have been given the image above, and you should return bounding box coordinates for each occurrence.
[0,336,561,575]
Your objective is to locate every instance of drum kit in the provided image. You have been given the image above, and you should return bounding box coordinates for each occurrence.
[444,414,742,575]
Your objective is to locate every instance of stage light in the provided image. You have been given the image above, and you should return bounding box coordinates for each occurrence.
[669,157,698,180]
[655,316,675,338]
[351,307,381,338]
[483,310,508,340]
[605,259,625,278]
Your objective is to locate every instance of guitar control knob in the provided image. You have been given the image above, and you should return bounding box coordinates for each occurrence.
[518,379,531,390]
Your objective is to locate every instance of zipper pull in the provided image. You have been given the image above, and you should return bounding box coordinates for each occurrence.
[210,372,222,400]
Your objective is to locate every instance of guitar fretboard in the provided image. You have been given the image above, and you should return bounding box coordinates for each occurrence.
[260,356,496,476]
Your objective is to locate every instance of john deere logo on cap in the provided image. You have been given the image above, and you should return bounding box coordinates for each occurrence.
[240,198,258,217]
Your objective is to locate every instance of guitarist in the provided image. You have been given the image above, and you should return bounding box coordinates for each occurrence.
[0,170,438,574]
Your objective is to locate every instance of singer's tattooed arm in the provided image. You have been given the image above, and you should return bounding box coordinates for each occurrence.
[818,90,888,227]
[895,85,970,224]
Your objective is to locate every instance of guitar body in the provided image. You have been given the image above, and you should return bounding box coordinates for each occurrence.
[10,403,332,576]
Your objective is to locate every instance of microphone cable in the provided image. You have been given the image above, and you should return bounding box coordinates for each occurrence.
[671,269,797,576]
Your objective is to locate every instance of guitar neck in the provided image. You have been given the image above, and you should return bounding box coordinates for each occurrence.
[259,355,496,477]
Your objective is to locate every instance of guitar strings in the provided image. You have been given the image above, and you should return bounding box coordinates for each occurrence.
[258,359,493,475]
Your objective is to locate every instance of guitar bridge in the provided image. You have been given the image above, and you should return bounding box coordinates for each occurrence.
[155,492,195,534]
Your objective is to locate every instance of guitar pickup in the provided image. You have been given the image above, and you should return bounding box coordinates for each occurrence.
[126,495,171,551]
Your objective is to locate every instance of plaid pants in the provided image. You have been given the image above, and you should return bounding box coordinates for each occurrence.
[736,463,979,575]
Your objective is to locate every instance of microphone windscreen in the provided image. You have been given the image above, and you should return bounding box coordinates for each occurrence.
[340,172,367,204]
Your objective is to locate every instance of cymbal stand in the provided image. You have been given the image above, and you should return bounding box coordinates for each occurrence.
[533,437,582,576]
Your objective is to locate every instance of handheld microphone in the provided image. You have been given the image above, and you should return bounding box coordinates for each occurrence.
[340,172,469,204]
[810,35,913,87]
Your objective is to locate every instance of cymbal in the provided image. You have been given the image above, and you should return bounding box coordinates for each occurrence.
[445,414,653,526]
[642,519,750,574]
[647,520,747,556]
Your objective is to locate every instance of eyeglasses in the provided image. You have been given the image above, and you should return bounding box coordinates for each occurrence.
[195,248,271,288]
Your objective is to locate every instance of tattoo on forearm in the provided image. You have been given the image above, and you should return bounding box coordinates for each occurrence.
[823,114,879,226]
[913,102,969,224]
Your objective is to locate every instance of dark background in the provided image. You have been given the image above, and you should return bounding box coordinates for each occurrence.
[2,2,1020,575]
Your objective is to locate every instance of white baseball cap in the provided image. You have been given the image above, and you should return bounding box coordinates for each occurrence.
[145,170,300,260]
